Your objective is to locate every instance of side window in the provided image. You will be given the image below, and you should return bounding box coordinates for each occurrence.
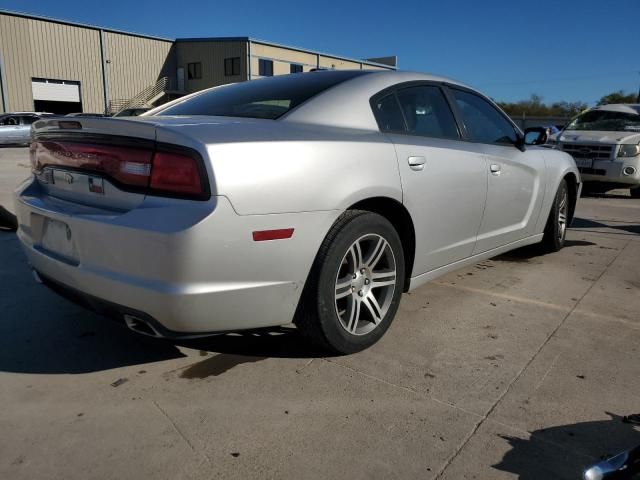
[372,94,405,132]
[21,116,38,125]
[1,116,19,126]
[395,86,460,140]
[451,89,517,145]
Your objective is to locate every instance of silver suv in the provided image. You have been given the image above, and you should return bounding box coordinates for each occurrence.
[557,104,640,197]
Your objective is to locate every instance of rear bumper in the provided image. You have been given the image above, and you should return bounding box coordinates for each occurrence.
[14,177,340,334]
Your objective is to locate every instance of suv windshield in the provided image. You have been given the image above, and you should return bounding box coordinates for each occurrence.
[157,71,369,120]
[566,109,640,132]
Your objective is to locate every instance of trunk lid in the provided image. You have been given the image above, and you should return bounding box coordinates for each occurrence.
[31,116,209,210]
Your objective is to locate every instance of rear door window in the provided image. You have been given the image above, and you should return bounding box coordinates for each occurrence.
[395,86,460,140]
[371,94,405,132]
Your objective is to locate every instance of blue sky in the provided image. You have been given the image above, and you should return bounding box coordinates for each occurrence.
[1,0,638,105]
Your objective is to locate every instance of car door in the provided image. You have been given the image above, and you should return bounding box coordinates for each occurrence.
[0,115,22,143]
[18,115,38,143]
[371,84,488,276]
[449,88,546,254]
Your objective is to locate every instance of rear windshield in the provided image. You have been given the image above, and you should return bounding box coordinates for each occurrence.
[566,109,640,132]
[157,71,370,120]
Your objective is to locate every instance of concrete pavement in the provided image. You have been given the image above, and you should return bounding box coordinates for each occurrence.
[0,147,639,479]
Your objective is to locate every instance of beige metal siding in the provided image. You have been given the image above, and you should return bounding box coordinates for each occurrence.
[0,14,104,112]
[318,55,362,70]
[176,41,247,93]
[104,32,174,108]
[250,42,317,78]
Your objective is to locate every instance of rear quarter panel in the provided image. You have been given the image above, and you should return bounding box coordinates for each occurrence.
[158,121,403,215]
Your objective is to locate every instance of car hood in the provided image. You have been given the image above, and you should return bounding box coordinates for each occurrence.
[559,130,640,144]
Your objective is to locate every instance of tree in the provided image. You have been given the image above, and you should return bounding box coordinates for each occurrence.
[497,94,587,117]
[597,90,638,105]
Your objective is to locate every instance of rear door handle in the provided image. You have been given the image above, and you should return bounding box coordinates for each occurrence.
[408,156,426,171]
[490,164,501,175]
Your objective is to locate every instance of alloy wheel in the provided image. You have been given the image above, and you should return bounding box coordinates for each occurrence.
[558,187,568,241]
[334,234,397,336]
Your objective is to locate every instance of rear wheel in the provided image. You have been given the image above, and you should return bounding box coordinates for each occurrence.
[541,179,569,252]
[296,210,405,354]
[631,187,640,199]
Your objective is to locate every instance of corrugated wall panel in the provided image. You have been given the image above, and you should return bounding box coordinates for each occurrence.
[104,32,174,106]
[176,41,247,93]
[27,18,104,112]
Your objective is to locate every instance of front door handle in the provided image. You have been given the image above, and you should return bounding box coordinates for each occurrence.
[490,164,502,175]
[408,156,426,171]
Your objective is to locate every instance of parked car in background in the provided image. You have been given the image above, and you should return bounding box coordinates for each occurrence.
[14,70,580,353]
[0,112,53,145]
[557,104,640,197]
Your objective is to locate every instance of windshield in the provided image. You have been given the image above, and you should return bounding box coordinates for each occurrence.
[566,109,640,132]
[156,71,369,120]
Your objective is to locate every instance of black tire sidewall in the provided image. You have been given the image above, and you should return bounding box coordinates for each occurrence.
[544,179,568,251]
[315,213,405,354]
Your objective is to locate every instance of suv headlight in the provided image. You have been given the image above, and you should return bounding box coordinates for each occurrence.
[617,144,640,157]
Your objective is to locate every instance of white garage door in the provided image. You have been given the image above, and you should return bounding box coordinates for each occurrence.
[32,79,80,102]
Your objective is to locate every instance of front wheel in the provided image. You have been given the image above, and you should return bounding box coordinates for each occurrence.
[541,179,569,252]
[295,210,405,354]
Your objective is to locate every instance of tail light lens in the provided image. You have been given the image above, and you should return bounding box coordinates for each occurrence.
[150,151,204,196]
[31,140,209,200]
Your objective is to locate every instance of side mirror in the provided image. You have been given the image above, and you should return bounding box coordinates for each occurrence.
[524,127,549,146]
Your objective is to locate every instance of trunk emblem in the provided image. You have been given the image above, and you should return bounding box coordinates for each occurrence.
[63,173,74,184]
[88,177,104,194]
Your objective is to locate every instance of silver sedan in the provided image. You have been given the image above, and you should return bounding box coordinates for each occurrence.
[14,70,580,353]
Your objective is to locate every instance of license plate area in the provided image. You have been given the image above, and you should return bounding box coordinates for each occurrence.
[34,215,79,265]
[574,158,594,169]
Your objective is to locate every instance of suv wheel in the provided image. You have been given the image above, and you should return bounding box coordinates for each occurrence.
[296,210,405,354]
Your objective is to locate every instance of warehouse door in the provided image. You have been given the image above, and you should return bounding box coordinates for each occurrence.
[32,78,82,114]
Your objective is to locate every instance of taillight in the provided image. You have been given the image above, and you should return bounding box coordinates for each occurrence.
[150,151,204,196]
[32,140,209,200]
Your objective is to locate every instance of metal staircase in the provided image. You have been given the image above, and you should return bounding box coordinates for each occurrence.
[110,77,169,115]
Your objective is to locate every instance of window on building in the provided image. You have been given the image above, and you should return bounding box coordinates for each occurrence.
[395,86,460,140]
[224,57,241,76]
[259,59,274,77]
[187,62,202,80]
[290,64,303,74]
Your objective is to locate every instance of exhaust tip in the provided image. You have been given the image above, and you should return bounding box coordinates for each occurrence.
[124,314,163,338]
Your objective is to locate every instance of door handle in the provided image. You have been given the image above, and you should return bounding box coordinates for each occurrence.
[408,156,426,171]
[490,164,501,175]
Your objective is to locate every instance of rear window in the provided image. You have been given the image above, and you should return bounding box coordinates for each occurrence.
[157,71,370,120]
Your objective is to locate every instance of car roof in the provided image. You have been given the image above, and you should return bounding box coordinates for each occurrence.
[592,104,640,115]
[283,70,475,130]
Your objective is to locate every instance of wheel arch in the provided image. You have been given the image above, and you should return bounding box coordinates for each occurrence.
[563,172,579,224]
[347,197,416,292]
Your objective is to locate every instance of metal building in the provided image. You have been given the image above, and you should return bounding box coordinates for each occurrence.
[0,10,396,115]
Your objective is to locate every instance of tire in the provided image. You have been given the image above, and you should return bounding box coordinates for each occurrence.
[541,179,569,252]
[631,187,640,199]
[295,210,405,354]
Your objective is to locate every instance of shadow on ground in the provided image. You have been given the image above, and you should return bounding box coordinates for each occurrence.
[0,230,322,375]
[494,413,640,479]
[573,217,640,235]
[495,238,597,263]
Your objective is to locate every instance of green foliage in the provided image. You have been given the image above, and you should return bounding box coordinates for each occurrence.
[596,90,638,106]
[497,90,638,118]
[497,94,587,117]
